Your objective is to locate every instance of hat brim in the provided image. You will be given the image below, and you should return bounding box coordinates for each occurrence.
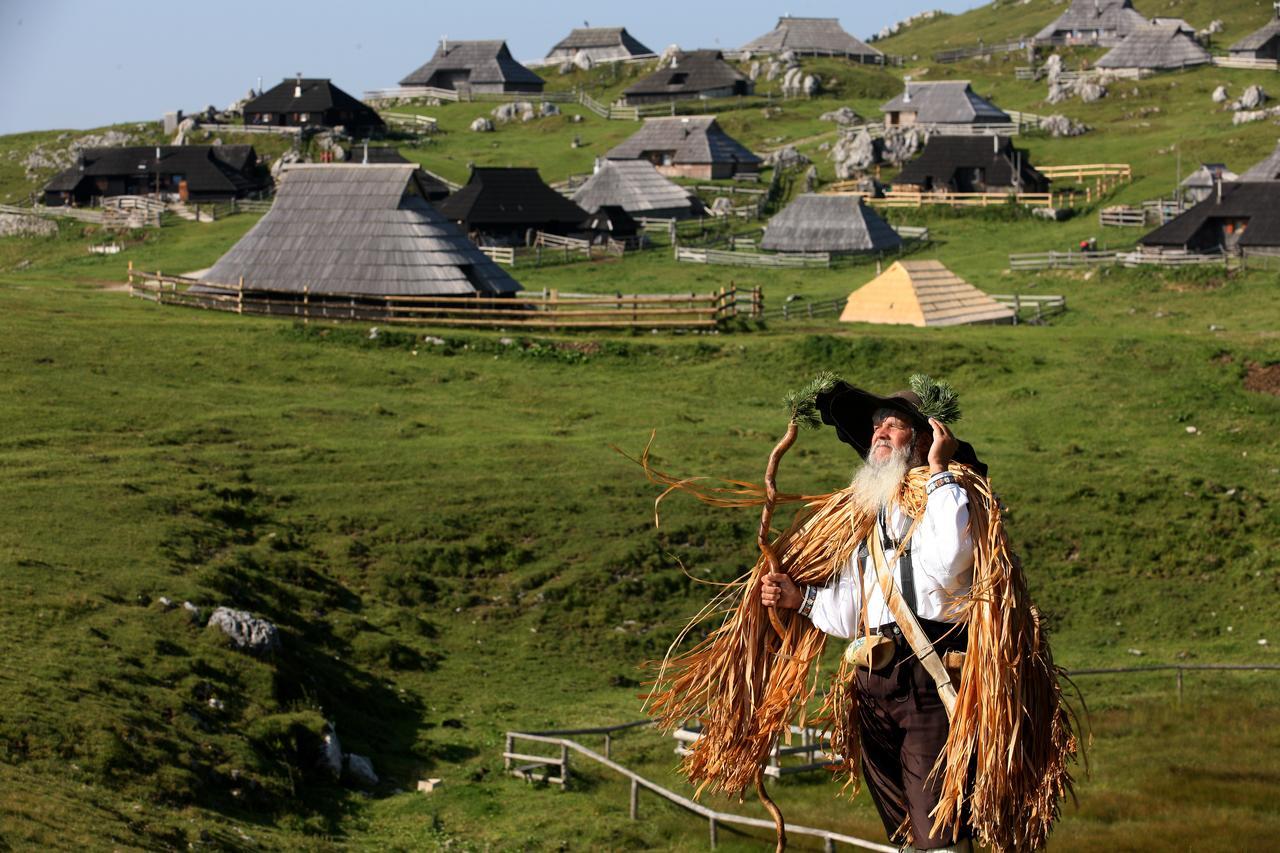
[815,380,988,477]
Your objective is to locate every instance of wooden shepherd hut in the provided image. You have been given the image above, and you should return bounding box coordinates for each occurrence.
[198,164,520,296]
[893,136,1049,194]
[740,16,882,61]
[605,116,761,180]
[43,145,266,206]
[1094,21,1210,72]
[434,167,588,245]
[571,159,705,219]
[1230,5,1280,62]
[839,260,1014,327]
[1033,0,1149,46]
[399,40,544,94]
[1139,182,1280,254]
[545,27,653,63]
[242,77,384,134]
[1180,163,1240,204]
[1240,139,1280,181]
[880,81,1010,130]
[622,51,753,105]
[760,194,902,254]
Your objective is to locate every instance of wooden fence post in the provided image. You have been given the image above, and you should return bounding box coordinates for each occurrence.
[236,276,243,314]
[303,285,309,324]
[504,734,513,771]
[127,260,133,287]
[1176,667,1184,705]
[604,733,612,760]
[709,817,718,849]
[629,778,639,819]
[559,743,570,788]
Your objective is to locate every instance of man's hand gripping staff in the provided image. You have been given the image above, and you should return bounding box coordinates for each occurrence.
[752,372,841,852]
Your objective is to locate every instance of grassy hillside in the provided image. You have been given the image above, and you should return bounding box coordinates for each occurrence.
[2,0,1280,849]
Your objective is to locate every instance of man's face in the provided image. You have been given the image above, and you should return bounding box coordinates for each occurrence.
[869,408,915,464]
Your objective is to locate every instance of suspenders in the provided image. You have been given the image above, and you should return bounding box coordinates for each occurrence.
[876,506,917,615]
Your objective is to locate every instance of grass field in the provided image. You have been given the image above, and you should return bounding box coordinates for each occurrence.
[2,0,1279,849]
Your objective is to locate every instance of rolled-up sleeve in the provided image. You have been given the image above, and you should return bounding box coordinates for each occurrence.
[915,473,974,614]
[808,554,862,640]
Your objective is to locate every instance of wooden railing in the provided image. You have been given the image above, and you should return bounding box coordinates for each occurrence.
[1039,163,1131,182]
[675,246,830,268]
[1099,206,1146,227]
[1211,55,1280,71]
[1,202,105,224]
[1009,250,1119,271]
[128,267,760,329]
[933,37,1031,63]
[381,112,438,132]
[1117,250,1242,270]
[868,190,1056,209]
[503,725,895,852]
[201,123,302,136]
[990,293,1067,322]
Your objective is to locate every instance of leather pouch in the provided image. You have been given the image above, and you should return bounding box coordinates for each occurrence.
[844,634,896,671]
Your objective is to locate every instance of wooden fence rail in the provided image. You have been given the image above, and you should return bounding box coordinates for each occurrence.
[1117,250,1242,271]
[128,267,760,330]
[381,112,439,132]
[1009,250,1120,271]
[990,293,1067,322]
[199,123,303,137]
[867,190,1056,209]
[1211,55,1280,71]
[1099,206,1146,227]
[675,246,830,268]
[933,37,1031,63]
[503,728,895,852]
[0,202,105,224]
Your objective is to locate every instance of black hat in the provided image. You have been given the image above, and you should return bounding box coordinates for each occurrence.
[815,380,987,477]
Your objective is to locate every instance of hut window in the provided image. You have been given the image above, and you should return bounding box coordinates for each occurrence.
[668,72,688,85]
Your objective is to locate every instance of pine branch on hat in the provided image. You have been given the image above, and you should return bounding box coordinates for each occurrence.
[909,373,962,424]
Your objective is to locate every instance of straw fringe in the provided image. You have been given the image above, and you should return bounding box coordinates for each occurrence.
[638,453,1076,852]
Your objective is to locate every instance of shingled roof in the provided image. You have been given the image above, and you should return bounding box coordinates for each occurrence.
[200,164,520,296]
[605,116,761,167]
[548,27,652,58]
[1094,22,1211,69]
[881,81,1010,125]
[623,50,751,99]
[44,145,263,195]
[1230,14,1280,54]
[244,78,377,118]
[1240,140,1280,181]
[839,260,1015,327]
[760,194,902,253]
[571,159,703,217]
[893,135,1049,192]
[1034,0,1149,44]
[399,40,543,88]
[435,167,588,230]
[741,16,882,59]
[1140,181,1280,250]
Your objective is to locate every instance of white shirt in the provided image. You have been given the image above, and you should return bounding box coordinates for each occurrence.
[808,472,974,639]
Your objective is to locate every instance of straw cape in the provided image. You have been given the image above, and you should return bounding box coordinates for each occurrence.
[840,260,1014,327]
[1094,21,1210,71]
[741,16,882,60]
[571,159,704,219]
[638,446,1078,852]
[1033,0,1149,46]
[759,194,902,254]
[198,164,520,296]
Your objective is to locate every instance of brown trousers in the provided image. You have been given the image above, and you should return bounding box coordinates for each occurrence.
[855,621,971,851]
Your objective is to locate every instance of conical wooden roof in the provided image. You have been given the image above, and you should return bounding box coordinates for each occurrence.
[201,164,521,296]
[571,159,702,216]
[839,260,1013,327]
[761,194,902,253]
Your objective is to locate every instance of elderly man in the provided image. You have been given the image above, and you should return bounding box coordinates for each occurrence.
[762,386,976,852]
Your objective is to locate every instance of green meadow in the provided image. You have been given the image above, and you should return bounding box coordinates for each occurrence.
[2,0,1279,848]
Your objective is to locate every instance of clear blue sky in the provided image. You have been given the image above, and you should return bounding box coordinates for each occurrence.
[0,0,981,136]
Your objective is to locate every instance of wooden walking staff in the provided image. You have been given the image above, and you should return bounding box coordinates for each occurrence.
[753,372,841,853]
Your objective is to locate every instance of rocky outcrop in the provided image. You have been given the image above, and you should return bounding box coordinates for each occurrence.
[1038,114,1089,137]
[469,117,495,133]
[820,106,861,125]
[0,214,57,238]
[207,607,281,655]
[762,145,810,170]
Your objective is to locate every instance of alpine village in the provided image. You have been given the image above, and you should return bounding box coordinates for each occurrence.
[1,0,1277,849]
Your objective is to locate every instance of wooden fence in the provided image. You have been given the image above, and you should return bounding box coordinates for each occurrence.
[503,724,895,852]
[199,123,302,137]
[1009,250,1120,271]
[1,202,104,224]
[381,112,438,133]
[129,267,760,330]
[1211,55,1280,71]
[933,37,1031,63]
[990,293,1067,322]
[867,190,1056,209]
[675,246,830,268]
[364,86,577,104]
[1117,250,1242,271]
[1099,206,1147,227]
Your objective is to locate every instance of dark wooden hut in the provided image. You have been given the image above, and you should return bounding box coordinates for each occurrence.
[399,40,544,94]
[1230,6,1280,62]
[622,51,752,105]
[242,77,384,134]
[881,81,1010,129]
[545,27,653,63]
[1139,182,1280,254]
[434,167,588,245]
[605,116,760,180]
[42,145,266,206]
[1033,0,1149,46]
[892,136,1049,194]
[741,16,882,61]
[760,194,902,254]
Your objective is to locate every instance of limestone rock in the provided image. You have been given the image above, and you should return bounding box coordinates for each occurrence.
[1234,85,1267,111]
[832,129,877,178]
[469,117,495,132]
[558,60,573,75]
[658,44,680,69]
[572,50,594,71]
[820,106,861,125]
[0,214,57,238]
[270,149,301,179]
[1038,114,1089,137]
[1078,81,1106,103]
[779,49,798,67]
[762,145,810,170]
[344,754,378,788]
[881,126,923,166]
[748,61,761,81]
[1043,54,1064,85]
[708,197,733,216]
[1211,85,1229,104]
[208,607,280,654]
[539,102,560,118]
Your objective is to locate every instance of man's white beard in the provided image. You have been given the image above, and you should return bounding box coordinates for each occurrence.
[850,443,911,514]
